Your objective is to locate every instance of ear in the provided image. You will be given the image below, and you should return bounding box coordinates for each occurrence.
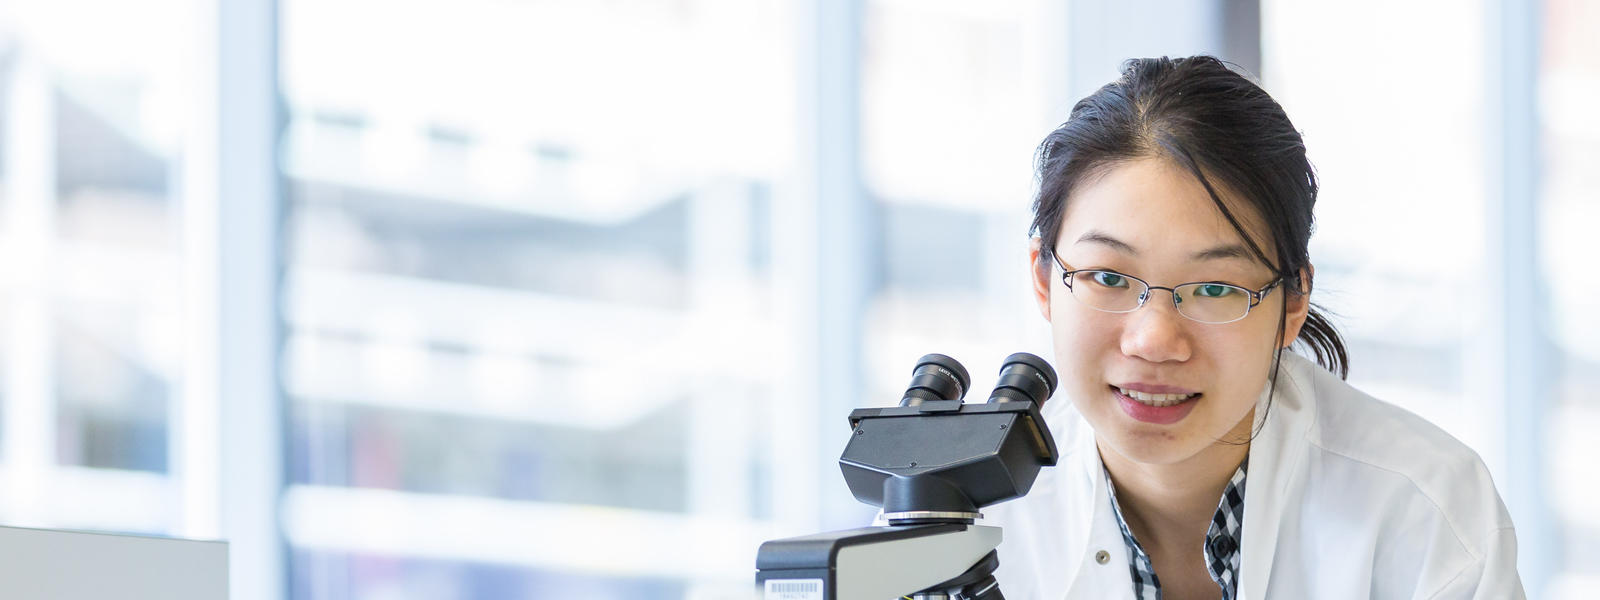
[1028,237,1053,322]
[1281,264,1314,348]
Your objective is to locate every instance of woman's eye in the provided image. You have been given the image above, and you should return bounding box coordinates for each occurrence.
[1196,284,1236,298]
[1091,272,1127,288]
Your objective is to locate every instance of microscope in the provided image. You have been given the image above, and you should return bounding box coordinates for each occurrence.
[755,352,1060,600]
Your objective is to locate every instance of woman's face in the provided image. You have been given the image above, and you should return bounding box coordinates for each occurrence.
[1029,157,1309,466]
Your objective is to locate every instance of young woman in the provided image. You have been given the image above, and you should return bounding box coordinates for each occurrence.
[988,57,1523,599]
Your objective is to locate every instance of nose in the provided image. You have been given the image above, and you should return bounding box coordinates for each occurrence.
[1119,292,1192,363]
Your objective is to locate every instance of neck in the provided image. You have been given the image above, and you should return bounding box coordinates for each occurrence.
[1098,409,1252,545]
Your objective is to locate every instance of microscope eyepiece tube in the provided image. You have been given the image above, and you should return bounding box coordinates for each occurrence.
[985,352,1057,405]
[899,354,971,407]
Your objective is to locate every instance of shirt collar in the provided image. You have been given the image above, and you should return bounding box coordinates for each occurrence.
[1103,457,1249,600]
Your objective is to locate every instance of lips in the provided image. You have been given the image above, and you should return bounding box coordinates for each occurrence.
[1110,385,1200,425]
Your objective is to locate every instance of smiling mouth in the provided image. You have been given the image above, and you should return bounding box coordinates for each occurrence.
[1112,385,1202,407]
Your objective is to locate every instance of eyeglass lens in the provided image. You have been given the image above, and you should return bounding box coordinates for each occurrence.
[1068,270,1252,324]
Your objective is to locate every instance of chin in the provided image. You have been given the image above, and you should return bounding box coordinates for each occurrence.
[1097,424,1189,461]
[1078,400,1192,463]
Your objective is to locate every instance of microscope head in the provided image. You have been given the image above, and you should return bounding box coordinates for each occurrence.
[839,353,1060,524]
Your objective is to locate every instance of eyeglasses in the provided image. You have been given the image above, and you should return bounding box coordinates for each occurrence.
[1051,252,1282,324]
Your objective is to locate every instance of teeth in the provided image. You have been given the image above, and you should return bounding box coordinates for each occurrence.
[1118,387,1199,407]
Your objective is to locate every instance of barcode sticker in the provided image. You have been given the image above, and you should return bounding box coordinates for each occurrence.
[764,578,823,599]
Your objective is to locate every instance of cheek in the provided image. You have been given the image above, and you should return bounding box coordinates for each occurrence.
[1049,305,1114,350]
[1190,320,1281,393]
[1230,310,1286,360]
[1049,312,1121,388]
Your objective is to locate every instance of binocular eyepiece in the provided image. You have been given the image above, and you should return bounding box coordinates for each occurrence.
[900,352,1058,407]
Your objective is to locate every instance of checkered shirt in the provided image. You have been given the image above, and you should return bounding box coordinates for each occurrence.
[1103,458,1248,600]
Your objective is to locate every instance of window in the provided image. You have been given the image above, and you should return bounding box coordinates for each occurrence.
[859,0,1056,405]
[1540,0,1600,595]
[278,0,800,597]
[0,0,206,536]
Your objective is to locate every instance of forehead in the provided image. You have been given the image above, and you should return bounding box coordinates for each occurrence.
[1055,157,1271,260]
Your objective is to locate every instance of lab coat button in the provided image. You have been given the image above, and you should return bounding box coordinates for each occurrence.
[1094,550,1110,564]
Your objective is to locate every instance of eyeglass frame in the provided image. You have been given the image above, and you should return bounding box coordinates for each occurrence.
[1048,250,1284,324]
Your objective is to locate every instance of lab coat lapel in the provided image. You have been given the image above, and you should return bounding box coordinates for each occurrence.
[1021,399,1117,599]
[1066,447,1140,599]
[1049,402,1103,594]
[1048,402,1137,600]
[1237,355,1316,600]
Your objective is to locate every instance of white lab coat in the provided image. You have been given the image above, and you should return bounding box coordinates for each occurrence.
[987,351,1524,599]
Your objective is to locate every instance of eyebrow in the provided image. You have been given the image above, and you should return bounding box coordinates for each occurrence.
[1192,244,1252,262]
[1074,229,1253,262]
[1075,230,1138,255]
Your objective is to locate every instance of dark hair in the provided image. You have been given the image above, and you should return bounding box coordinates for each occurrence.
[1030,55,1349,385]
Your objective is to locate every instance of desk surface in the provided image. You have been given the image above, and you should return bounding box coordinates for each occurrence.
[0,525,227,599]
